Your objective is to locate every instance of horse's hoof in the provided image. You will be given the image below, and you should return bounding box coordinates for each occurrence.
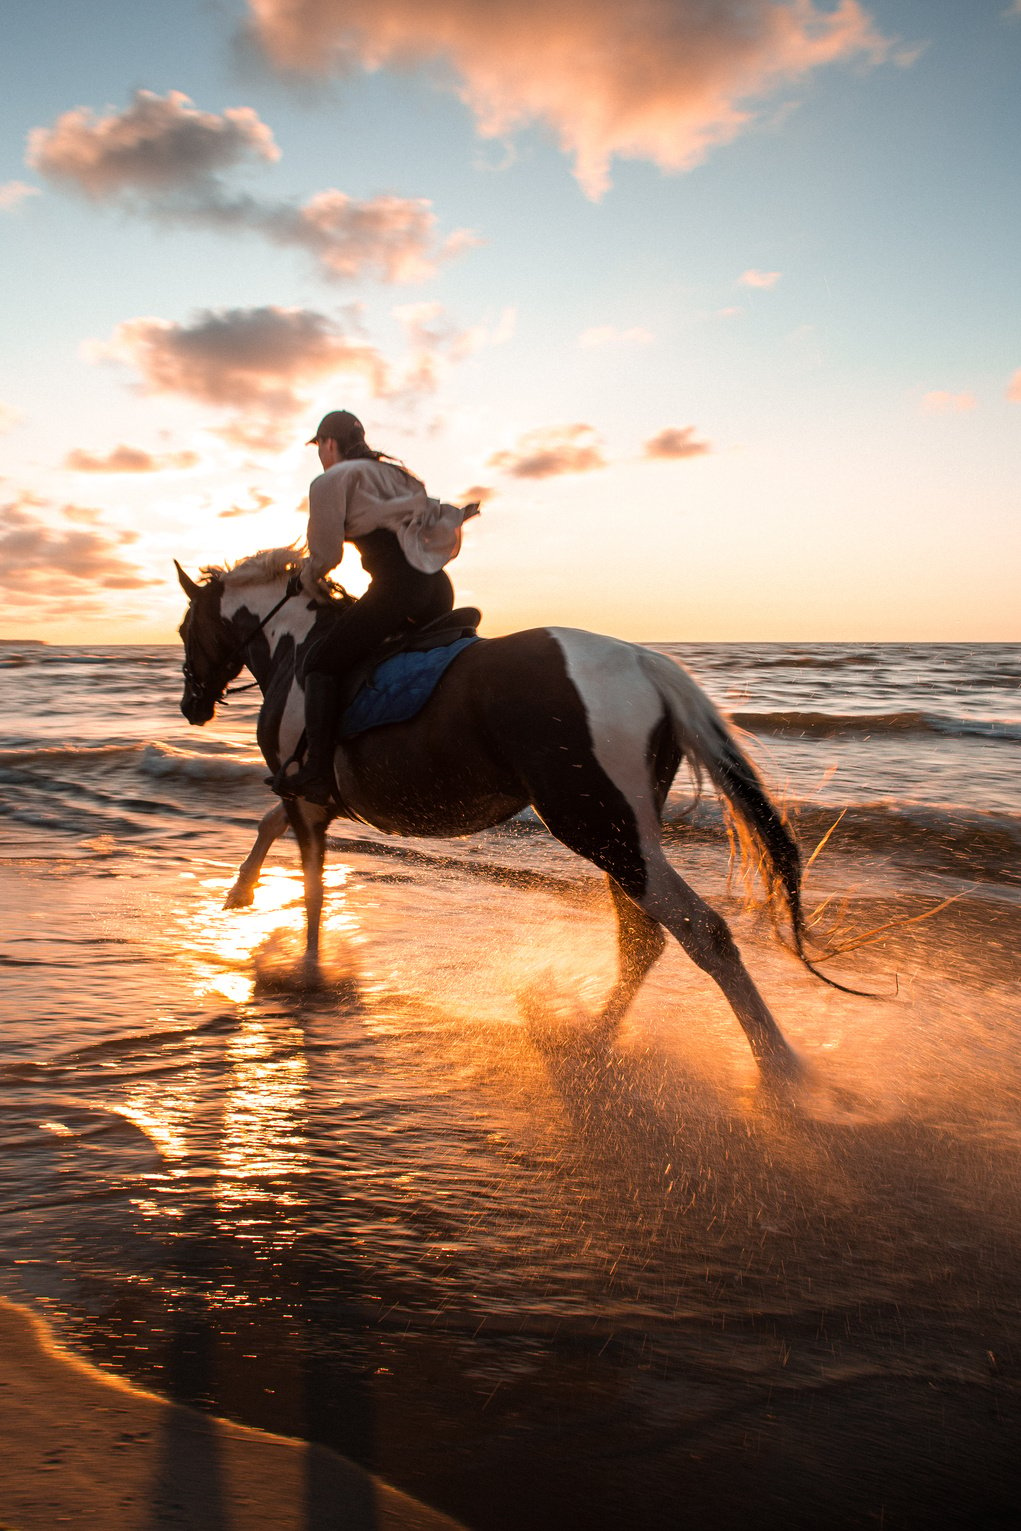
[223,884,255,910]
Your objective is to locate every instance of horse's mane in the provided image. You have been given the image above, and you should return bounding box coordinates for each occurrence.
[202,545,305,587]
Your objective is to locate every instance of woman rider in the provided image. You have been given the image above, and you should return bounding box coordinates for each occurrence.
[273,410,477,805]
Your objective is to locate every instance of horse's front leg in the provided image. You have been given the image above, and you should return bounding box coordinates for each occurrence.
[284,799,329,968]
[224,802,289,908]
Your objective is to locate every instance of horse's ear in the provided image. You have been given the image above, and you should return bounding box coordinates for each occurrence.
[174,560,202,600]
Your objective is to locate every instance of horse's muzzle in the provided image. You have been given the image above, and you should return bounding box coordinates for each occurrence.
[181,690,215,726]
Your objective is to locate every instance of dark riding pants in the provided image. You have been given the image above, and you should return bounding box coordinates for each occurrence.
[302,529,454,680]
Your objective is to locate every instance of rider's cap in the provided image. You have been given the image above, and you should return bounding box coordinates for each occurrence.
[307,410,364,447]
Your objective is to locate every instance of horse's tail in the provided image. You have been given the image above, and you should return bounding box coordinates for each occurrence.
[636,649,856,994]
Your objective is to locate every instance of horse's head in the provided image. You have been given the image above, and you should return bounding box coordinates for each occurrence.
[176,560,242,725]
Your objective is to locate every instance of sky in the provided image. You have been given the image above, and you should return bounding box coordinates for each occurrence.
[1,0,1019,643]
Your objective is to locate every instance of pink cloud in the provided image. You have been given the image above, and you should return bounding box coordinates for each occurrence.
[243,0,894,197]
[921,390,977,415]
[1006,369,1021,403]
[288,192,479,281]
[60,504,105,524]
[27,90,279,198]
[65,445,200,473]
[219,490,274,519]
[488,423,606,479]
[458,483,496,505]
[27,90,476,284]
[94,305,390,430]
[643,426,711,460]
[0,180,39,211]
[739,268,781,289]
[0,495,159,599]
[390,300,496,395]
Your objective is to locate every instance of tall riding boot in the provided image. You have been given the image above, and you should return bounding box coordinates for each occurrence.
[272,671,344,804]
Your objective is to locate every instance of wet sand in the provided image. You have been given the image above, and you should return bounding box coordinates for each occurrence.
[0,1298,464,1531]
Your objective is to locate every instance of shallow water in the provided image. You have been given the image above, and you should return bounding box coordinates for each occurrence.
[1,641,1019,1527]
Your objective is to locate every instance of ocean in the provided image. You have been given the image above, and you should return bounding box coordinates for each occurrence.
[1,638,1019,1528]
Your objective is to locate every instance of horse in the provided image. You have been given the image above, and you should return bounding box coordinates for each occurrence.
[176,547,836,1086]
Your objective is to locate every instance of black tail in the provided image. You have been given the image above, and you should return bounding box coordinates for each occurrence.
[640,649,870,997]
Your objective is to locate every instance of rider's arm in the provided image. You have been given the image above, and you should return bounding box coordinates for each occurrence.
[305,463,354,584]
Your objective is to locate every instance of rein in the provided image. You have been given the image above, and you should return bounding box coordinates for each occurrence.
[185,573,302,708]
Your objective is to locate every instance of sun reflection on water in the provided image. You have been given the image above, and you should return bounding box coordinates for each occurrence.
[184,861,361,997]
[216,1012,310,1211]
[120,860,369,1228]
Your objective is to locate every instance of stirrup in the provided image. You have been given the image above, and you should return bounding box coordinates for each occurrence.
[268,762,335,805]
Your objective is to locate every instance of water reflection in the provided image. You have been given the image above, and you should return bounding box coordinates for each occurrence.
[217,1013,310,1213]
[192,862,362,989]
[117,861,372,1240]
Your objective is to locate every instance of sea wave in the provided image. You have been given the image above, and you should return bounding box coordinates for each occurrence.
[335,798,1021,894]
[683,652,879,670]
[0,738,266,845]
[755,800,1018,888]
[731,710,1021,741]
[138,742,264,783]
[0,739,261,780]
[0,742,144,769]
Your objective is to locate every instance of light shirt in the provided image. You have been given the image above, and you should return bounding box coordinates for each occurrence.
[305,458,477,584]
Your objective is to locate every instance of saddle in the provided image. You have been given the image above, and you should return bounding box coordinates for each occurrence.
[270,605,482,800]
[339,605,482,700]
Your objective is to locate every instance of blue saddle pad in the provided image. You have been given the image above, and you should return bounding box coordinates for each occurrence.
[339,635,480,739]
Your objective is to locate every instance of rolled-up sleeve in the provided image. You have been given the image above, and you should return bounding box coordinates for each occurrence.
[306,467,351,579]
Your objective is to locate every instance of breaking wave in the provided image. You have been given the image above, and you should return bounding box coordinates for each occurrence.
[732,710,1021,741]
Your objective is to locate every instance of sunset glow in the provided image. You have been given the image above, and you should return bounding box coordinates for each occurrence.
[2,1,1019,643]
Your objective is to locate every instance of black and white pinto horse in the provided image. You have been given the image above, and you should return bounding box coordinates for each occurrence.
[177,547,836,1086]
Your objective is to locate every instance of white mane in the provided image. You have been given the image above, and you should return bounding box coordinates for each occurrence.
[203,545,305,587]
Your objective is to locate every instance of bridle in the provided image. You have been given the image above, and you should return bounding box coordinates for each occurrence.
[183,572,302,710]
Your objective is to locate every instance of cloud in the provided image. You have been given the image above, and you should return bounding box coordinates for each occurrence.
[921,390,977,415]
[27,89,279,198]
[28,90,476,283]
[0,403,22,434]
[0,494,159,601]
[643,426,711,460]
[578,325,653,348]
[243,0,894,197]
[391,300,513,394]
[459,483,496,505]
[1006,369,1021,402]
[739,268,781,289]
[64,445,200,473]
[0,180,39,211]
[275,192,478,281]
[488,423,606,479]
[219,490,274,518]
[60,504,105,524]
[93,305,390,434]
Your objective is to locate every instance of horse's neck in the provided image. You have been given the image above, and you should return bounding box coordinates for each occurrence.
[223,580,314,691]
[222,579,289,624]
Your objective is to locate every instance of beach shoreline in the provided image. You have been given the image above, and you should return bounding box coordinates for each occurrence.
[0,1297,464,1531]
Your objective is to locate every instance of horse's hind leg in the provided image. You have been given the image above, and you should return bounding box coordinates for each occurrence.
[637,851,802,1082]
[224,802,289,908]
[536,793,800,1082]
[598,877,667,1032]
